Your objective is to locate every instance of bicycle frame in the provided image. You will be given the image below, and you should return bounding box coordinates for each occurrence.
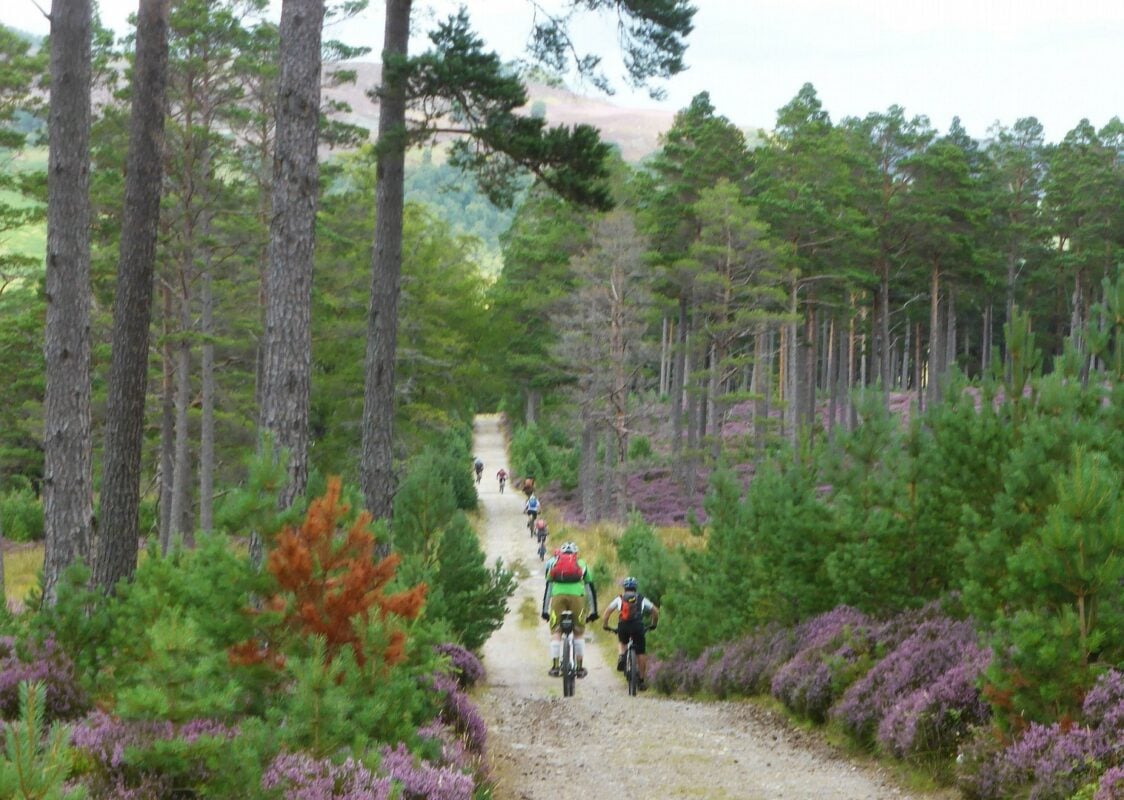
[559,611,577,697]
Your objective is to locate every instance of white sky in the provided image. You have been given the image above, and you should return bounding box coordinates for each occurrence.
[3,0,1122,143]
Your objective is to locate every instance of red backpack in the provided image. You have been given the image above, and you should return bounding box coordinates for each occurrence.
[619,592,643,623]
[549,552,583,583]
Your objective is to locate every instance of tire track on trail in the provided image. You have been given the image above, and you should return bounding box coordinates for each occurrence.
[471,413,958,800]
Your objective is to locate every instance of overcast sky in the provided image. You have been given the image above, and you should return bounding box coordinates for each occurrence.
[3,0,1121,143]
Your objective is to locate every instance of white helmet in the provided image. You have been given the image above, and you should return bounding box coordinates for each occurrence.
[559,541,578,554]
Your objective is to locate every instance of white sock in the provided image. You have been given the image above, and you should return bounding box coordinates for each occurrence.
[575,640,585,660]
[550,641,560,660]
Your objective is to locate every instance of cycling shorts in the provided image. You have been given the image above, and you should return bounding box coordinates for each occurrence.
[616,620,647,655]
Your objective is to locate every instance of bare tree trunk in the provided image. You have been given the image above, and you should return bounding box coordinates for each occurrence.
[361,0,411,529]
[847,300,857,430]
[579,413,597,522]
[159,283,175,552]
[170,299,193,546]
[199,262,215,535]
[95,0,170,592]
[659,315,669,396]
[927,262,943,409]
[42,0,93,605]
[0,514,6,609]
[901,319,911,390]
[879,265,891,408]
[524,388,540,425]
[826,317,837,437]
[914,322,924,415]
[784,281,799,448]
[945,289,957,376]
[981,301,992,375]
[260,0,325,521]
[669,297,687,479]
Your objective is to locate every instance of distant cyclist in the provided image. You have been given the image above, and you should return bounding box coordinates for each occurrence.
[473,457,484,484]
[533,517,548,544]
[496,468,507,493]
[602,576,659,691]
[521,475,535,497]
[542,542,598,678]
[524,493,540,535]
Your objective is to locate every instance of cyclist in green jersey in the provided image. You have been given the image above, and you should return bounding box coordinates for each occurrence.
[542,542,598,677]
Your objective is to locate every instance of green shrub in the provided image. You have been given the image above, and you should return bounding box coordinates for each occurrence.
[0,682,86,800]
[510,424,551,481]
[0,486,43,542]
[628,435,652,461]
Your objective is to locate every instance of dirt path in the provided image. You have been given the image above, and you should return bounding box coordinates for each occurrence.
[472,414,957,800]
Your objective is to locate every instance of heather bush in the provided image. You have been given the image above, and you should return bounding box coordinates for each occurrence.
[70,711,239,799]
[875,646,992,760]
[701,624,797,698]
[833,616,980,745]
[433,643,485,689]
[378,742,475,800]
[770,607,875,722]
[0,636,89,723]
[261,751,393,800]
[1095,766,1124,800]
[429,672,487,756]
[956,722,1110,800]
[648,648,714,695]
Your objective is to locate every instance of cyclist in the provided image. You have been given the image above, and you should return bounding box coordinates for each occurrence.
[473,457,484,484]
[602,576,659,691]
[542,542,598,678]
[521,475,535,497]
[496,467,507,493]
[524,493,540,535]
[533,517,548,544]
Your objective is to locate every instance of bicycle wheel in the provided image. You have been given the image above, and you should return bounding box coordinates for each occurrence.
[626,645,639,696]
[561,635,575,697]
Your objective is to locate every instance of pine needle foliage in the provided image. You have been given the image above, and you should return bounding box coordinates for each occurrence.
[230,477,427,670]
[0,682,85,800]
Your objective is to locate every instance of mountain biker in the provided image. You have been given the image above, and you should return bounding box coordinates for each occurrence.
[521,476,535,497]
[524,493,540,534]
[602,576,659,691]
[496,468,507,492]
[533,517,548,544]
[542,541,598,678]
[473,457,484,483]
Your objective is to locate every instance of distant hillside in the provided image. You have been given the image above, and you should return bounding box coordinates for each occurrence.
[324,61,754,163]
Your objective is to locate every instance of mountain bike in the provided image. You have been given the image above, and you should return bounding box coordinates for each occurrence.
[558,610,577,697]
[608,625,652,696]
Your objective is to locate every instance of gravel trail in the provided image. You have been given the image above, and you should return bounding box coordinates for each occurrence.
[472,413,959,800]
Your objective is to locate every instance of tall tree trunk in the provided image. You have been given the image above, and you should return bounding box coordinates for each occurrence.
[879,266,891,408]
[927,262,943,409]
[159,283,175,552]
[669,296,687,478]
[524,388,540,425]
[260,0,324,516]
[659,315,669,396]
[801,299,817,437]
[199,261,215,534]
[901,319,911,389]
[981,301,992,375]
[784,281,799,448]
[169,302,193,547]
[847,300,857,430]
[579,412,597,522]
[42,0,93,605]
[945,289,957,377]
[361,0,411,527]
[826,317,837,437]
[95,0,171,591]
[708,340,722,461]
[914,321,923,413]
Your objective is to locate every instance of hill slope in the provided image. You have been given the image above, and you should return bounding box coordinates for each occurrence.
[326,61,686,162]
